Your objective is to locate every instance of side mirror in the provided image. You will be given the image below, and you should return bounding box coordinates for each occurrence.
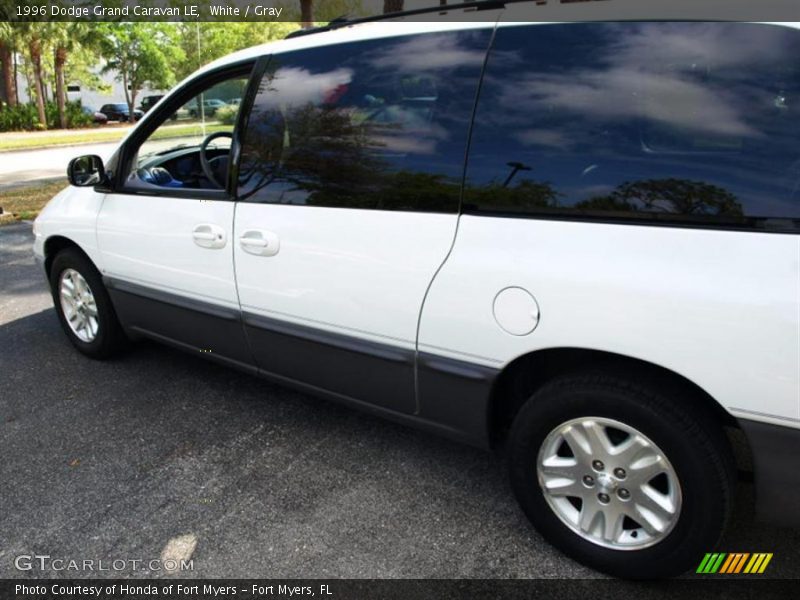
[67,155,106,187]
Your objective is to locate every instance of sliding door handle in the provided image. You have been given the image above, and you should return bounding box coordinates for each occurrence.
[239,229,280,257]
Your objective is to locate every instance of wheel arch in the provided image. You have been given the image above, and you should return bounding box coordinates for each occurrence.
[488,348,741,448]
[43,235,95,279]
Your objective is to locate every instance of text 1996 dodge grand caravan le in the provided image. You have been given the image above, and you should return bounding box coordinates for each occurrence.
[32,1,800,579]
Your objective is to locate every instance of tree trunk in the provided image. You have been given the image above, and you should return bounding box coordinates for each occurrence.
[122,70,136,124]
[129,90,137,124]
[13,51,19,105]
[384,0,404,13]
[54,45,67,128]
[300,0,313,29]
[28,36,47,129]
[0,44,7,106]
[0,41,16,108]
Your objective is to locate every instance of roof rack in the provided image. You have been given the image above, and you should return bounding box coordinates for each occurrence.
[285,0,509,39]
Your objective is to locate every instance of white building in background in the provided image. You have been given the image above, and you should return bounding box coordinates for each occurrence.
[12,67,163,111]
[66,77,165,111]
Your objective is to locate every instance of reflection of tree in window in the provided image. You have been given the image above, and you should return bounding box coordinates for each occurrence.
[465,179,561,211]
[239,69,460,211]
[464,176,743,218]
[238,31,492,213]
[577,179,743,216]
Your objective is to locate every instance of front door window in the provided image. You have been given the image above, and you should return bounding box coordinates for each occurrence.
[126,75,249,191]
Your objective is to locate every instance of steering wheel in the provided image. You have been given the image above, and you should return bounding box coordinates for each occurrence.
[200,131,233,189]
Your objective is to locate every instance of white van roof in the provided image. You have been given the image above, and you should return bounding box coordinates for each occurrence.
[191,0,800,79]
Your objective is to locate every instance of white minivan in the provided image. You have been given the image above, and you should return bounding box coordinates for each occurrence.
[32,4,800,579]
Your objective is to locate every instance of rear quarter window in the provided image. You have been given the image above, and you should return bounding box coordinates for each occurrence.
[465,22,800,232]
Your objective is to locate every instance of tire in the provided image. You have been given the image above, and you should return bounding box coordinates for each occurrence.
[508,372,735,579]
[49,248,128,359]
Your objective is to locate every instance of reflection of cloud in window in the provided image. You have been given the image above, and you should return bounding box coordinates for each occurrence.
[371,134,438,155]
[502,70,759,143]
[490,22,795,145]
[265,67,354,106]
[608,23,787,71]
[369,34,486,71]
[514,129,572,150]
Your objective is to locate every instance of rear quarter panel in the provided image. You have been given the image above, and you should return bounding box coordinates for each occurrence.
[419,217,800,425]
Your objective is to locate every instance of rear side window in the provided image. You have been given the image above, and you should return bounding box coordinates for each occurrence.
[465,22,800,232]
[237,29,491,212]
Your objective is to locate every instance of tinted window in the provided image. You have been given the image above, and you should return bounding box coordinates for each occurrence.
[238,29,491,212]
[466,23,800,232]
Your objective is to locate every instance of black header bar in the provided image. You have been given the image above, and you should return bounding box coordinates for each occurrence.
[3,0,800,23]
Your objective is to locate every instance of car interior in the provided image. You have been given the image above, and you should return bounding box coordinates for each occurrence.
[126,76,248,191]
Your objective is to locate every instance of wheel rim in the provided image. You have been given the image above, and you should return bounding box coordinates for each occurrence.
[59,268,99,343]
[537,416,682,550]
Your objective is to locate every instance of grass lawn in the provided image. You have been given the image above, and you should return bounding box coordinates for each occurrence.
[0,121,229,152]
[0,180,68,224]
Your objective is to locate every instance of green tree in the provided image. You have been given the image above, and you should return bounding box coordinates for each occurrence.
[174,22,297,80]
[98,23,184,123]
[50,23,102,128]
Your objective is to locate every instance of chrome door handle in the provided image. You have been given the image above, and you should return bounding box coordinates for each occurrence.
[239,229,280,257]
[192,224,226,249]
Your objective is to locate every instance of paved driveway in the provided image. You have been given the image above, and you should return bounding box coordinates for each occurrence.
[0,143,118,189]
[1,222,798,580]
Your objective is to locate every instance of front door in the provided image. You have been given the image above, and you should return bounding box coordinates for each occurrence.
[96,66,255,368]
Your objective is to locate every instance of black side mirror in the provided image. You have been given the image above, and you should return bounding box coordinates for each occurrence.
[67,155,106,187]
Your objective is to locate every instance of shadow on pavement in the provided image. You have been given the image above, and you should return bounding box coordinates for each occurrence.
[0,307,798,579]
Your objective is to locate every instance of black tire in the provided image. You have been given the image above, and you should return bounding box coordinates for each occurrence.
[49,248,128,359]
[508,372,735,579]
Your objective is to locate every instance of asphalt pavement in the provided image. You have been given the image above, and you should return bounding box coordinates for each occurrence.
[1,222,799,580]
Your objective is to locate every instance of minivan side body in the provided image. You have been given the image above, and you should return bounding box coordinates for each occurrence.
[33,16,800,578]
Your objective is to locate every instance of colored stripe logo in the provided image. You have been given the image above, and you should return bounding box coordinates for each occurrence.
[696,553,773,574]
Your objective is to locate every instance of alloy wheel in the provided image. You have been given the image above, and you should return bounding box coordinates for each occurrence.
[537,416,682,550]
[59,268,99,343]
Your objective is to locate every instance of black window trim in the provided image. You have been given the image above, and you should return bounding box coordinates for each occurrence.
[462,204,800,235]
[109,57,265,202]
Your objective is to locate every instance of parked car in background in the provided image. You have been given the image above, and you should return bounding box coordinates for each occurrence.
[98,103,144,122]
[139,95,164,113]
[188,98,228,118]
[82,106,108,125]
[32,5,800,580]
